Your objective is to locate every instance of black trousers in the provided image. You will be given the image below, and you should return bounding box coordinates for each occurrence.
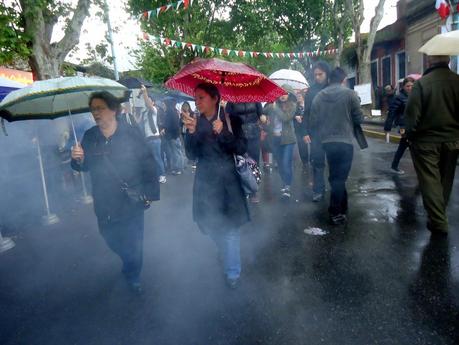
[98,212,145,282]
[391,136,409,169]
[323,143,354,216]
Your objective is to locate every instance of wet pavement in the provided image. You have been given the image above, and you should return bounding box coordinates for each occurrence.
[1,138,458,345]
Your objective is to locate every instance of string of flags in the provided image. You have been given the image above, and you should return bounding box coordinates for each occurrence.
[139,0,193,20]
[141,33,338,59]
[435,0,459,21]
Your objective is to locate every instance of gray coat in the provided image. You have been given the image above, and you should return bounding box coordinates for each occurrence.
[310,84,363,145]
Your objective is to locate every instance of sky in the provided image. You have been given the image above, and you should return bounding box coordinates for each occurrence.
[64,0,399,72]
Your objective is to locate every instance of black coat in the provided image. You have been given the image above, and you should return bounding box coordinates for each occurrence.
[71,122,159,223]
[184,112,250,232]
[225,102,262,139]
[384,90,409,132]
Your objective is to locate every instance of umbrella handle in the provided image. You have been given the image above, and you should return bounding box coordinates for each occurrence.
[67,105,78,144]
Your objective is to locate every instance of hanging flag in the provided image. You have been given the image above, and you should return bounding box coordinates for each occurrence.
[141,33,338,59]
[140,0,192,21]
[436,0,451,20]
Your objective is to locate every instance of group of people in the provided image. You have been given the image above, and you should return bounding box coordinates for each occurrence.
[70,55,459,293]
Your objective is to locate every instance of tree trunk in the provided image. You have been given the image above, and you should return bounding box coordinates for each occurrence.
[22,0,91,80]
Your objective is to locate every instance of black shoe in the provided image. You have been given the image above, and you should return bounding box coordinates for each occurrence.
[391,167,405,175]
[127,281,143,294]
[312,192,324,202]
[330,214,347,225]
[226,276,240,289]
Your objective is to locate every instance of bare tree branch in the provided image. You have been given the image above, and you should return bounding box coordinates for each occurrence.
[53,0,91,62]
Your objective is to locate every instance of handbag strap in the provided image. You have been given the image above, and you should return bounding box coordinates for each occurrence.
[223,111,233,134]
[102,154,129,189]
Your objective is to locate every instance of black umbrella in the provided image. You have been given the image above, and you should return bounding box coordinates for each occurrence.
[162,90,194,102]
[118,77,153,89]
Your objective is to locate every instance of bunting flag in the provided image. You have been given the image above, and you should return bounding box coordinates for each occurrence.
[436,0,451,20]
[139,0,193,21]
[141,33,338,59]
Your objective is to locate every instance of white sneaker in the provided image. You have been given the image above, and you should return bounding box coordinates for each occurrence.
[159,175,167,184]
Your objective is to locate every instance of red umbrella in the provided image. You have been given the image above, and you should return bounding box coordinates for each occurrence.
[165,58,286,103]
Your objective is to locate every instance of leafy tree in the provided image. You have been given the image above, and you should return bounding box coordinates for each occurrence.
[345,0,386,83]
[0,0,94,80]
[128,0,354,82]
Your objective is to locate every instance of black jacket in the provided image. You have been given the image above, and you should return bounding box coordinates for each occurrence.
[71,122,159,223]
[384,90,409,131]
[163,107,181,140]
[302,83,327,136]
[225,102,262,139]
[184,112,250,232]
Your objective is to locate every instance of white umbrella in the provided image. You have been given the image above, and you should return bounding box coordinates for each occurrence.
[269,69,309,91]
[419,30,459,56]
[0,76,128,124]
[0,76,129,224]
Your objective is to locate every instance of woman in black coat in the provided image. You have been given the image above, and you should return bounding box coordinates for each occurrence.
[182,83,249,289]
[71,91,159,294]
[384,77,415,174]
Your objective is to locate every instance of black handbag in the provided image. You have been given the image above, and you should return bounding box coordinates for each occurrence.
[103,155,153,210]
[354,124,368,150]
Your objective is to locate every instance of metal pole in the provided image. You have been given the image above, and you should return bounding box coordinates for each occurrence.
[67,107,93,204]
[35,137,60,225]
[104,0,119,80]
[0,228,15,253]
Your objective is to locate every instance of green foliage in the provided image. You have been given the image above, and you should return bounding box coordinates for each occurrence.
[128,0,354,84]
[0,3,31,65]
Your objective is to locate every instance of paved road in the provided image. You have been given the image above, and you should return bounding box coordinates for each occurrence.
[1,138,458,345]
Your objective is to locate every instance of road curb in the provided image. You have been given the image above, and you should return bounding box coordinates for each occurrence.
[363,128,401,144]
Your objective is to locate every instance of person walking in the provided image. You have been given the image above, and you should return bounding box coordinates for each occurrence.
[302,61,331,202]
[182,83,250,289]
[162,98,185,175]
[71,91,159,293]
[405,55,459,236]
[293,92,309,170]
[263,85,297,199]
[225,102,263,203]
[384,77,415,174]
[140,85,167,184]
[310,68,363,225]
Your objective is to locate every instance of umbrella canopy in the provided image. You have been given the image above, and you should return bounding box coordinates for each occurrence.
[0,76,129,122]
[419,30,459,56]
[0,77,26,101]
[165,58,286,103]
[269,69,309,90]
[118,77,153,89]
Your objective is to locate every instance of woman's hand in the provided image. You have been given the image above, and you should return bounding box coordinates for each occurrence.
[71,142,85,163]
[212,117,223,134]
[295,115,303,123]
[303,135,311,144]
[260,114,268,124]
[182,112,197,134]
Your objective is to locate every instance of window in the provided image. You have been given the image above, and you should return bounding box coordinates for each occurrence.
[397,52,406,81]
[382,56,392,87]
[371,60,379,88]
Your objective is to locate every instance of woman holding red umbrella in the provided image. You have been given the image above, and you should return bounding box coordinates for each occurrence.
[182,83,250,289]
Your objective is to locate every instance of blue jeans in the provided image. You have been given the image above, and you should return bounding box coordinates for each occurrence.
[272,137,294,186]
[147,137,165,176]
[164,138,185,172]
[98,212,144,283]
[311,139,326,194]
[209,228,241,279]
[323,143,354,216]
